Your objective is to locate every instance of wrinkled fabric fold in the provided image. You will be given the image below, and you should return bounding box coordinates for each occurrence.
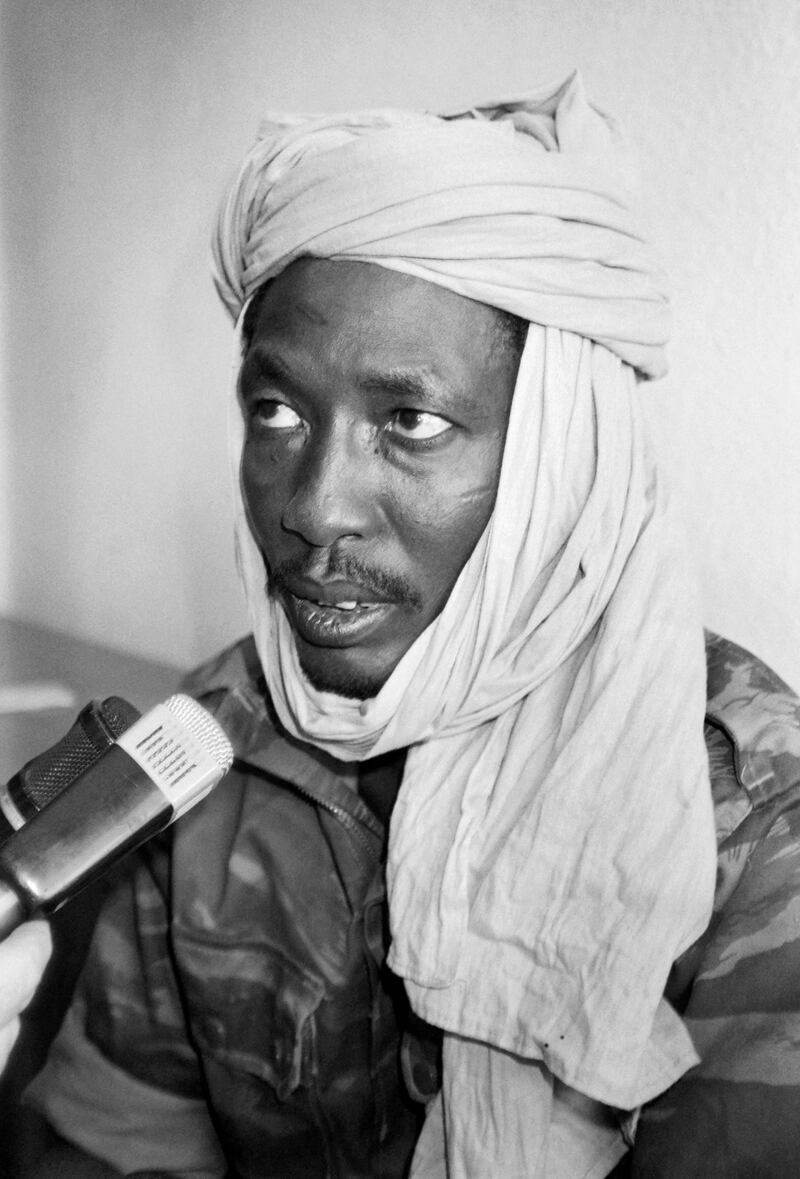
[216,71,716,1120]
[409,1038,627,1179]
[213,73,668,379]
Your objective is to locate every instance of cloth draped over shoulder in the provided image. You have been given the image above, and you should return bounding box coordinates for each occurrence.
[212,70,716,1163]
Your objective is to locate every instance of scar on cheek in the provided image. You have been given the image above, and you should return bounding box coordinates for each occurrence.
[454,483,496,506]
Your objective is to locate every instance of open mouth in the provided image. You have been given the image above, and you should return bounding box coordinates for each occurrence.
[284,592,393,647]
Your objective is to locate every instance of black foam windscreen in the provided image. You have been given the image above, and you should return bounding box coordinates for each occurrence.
[0,696,141,838]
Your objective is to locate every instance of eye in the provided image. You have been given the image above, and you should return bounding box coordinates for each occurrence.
[248,398,303,430]
[388,409,452,442]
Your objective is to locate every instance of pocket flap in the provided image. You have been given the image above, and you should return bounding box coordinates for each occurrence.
[178,937,324,1100]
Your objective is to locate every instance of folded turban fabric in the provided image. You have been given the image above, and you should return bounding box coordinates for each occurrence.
[213,73,668,379]
[213,72,716,1171]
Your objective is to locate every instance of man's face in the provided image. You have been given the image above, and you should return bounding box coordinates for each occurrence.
[239,258,518,699]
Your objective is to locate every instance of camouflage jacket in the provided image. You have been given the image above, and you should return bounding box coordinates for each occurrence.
[28,632,800,1178]
[628,632,800,1177]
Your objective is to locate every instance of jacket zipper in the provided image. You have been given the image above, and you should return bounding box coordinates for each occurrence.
[287,778,382,874]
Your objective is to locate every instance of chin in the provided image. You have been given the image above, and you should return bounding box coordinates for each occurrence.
[299,654,389,701]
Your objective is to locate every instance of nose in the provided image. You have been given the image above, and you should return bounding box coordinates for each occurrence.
[281,422,378,548]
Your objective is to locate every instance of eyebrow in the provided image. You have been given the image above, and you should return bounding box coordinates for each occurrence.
[357,366,457,411]
[242,346,298,389]
[243,345,459,412]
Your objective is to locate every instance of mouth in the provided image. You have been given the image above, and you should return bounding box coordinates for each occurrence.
[280,581,395,648]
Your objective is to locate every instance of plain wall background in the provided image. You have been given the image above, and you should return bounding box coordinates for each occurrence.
[1,0,799,688]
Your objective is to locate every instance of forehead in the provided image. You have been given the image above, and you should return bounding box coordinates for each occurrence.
[243,258,511,399]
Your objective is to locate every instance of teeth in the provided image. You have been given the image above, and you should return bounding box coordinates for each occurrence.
[315,599,360,610]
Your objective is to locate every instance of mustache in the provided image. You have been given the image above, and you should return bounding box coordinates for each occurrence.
[268,552,424,610]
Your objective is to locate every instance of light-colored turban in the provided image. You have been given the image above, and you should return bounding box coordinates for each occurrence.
[213,74,715,1176]
[213,74,668,379]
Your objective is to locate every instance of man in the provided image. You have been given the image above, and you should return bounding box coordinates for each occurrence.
[22,75,800,1177]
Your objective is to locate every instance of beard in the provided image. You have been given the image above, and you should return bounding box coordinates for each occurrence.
[297,652,387,701]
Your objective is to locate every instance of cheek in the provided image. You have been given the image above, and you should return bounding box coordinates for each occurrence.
[433,435,504,537]
[399,466,499,599]
[241,450,287,537]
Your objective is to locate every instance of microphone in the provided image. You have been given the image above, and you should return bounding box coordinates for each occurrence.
[0,696,142,838]
[0,694,234,940]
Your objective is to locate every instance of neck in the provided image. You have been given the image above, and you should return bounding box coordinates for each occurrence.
[358,747,407,828]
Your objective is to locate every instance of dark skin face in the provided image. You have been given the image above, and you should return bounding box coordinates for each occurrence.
[239,258,518,699]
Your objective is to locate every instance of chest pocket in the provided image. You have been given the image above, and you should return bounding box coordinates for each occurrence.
[175,934,325,1101]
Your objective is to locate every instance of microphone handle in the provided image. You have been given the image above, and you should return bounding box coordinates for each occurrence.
[0,746,172,940]
[0,696,141,838]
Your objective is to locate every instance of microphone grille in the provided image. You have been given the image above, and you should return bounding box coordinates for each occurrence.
[164,694,234,773]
